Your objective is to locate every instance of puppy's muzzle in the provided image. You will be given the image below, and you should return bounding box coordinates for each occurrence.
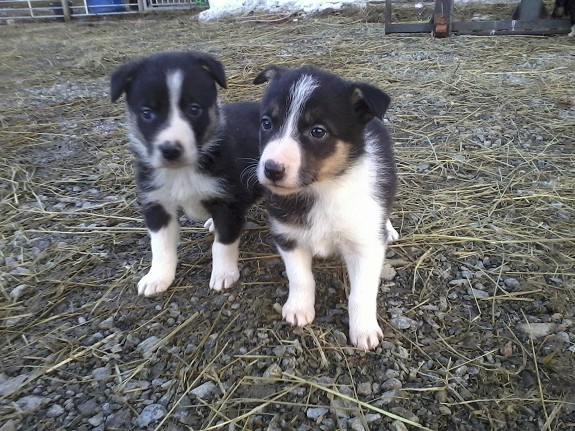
[264,159,286,182]
[159,141,183,162]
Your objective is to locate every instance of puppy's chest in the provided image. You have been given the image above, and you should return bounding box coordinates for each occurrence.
[272,180,383,257]
[146,169,225,220]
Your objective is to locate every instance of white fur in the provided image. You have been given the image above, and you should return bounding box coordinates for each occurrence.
[145,168,225,222]
[149,71,198,168]
[138,217,179,296]
[279,246,316,326]
[210,239,240,291]
[386,218,399,243]
[285,74,319,138]
[569,24,575,37]
[273,151,385,257]
[204,217,215,233]
[343,243,385,350]
[258,75,318,191]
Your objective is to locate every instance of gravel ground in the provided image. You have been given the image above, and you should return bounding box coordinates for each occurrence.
[1,6,575,431]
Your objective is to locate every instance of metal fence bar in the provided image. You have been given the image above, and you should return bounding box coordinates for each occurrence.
[0,0,207,21]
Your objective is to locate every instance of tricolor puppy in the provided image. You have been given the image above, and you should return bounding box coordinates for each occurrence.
[111,51,262,296]
[253,65,398,350]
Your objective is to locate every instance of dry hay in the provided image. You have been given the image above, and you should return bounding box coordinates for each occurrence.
[1,7,575,431]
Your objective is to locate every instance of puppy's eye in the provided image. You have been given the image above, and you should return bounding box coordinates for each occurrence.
[185,104,202,118]
[140,107,155,121]
[310,126,327,139]
[261,116,272,131]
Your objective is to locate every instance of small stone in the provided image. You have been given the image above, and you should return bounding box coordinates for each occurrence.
[330,397,352,419]
[98,316,114,330]
[92,366,111,381]
[136,404,166,427]
[448,279,467,286]
[10,284,30,300]
[105,409,131,428]
[77,398,98,415]
[392,420,408,431]
[0,374,29,397]
[454,365,468,377]
[16,395,49,412]
[381,264,397,281]
[517,322,556,339]
[467,287,489,299]
[365,414,381,423]
[306,407,329,420]
[439,405,452,415]
[390,317,416,330]
[88,412,104,427]
[263,363,283,379]
[46,404,65,418]
[381,378,402,391]
[435,390,448,403]
[333,330,347,345]
[190,381,218,399]
[349,417,366,431]
[376,389,402,405]
[357,382,372,396]
[504,278,520,288]
[137,336,161,358]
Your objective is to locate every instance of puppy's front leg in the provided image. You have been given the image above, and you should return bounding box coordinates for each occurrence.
[207,204,244,291]
[210,238,240,291]
[138,204,179,296]
[343,243,385,350]
[278,243,316,327]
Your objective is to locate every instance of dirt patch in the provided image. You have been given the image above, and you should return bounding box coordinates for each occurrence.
[1,6,574,431]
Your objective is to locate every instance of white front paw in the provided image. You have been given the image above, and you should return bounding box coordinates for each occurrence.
[209,266,239,291]
[349,319,383,350]
[137,271,174,296]
[282,297,315,327]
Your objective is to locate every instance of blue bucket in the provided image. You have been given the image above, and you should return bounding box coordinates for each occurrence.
[87,0,125,14]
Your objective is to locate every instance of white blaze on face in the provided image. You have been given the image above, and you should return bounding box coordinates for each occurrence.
[258,74,319,192]
[152,70,197,168]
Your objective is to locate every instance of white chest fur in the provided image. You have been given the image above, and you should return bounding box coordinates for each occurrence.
[272,155,386,257]
[145,167,225,220]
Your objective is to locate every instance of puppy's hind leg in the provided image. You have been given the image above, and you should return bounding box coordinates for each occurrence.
[138,203,179,296]
[385,218,399,244]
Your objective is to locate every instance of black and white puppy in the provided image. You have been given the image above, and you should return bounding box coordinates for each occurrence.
[253,65,398,350]
[552,0,575,36]
[111,51,262,296]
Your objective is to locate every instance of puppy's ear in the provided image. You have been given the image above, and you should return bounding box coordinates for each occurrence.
[350,83,391,124]
[110,60,142,103]
[196,53,227,89]
[110,59,143,102]
[253,65,283,85]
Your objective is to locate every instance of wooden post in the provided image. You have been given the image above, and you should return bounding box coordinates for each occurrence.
[61,0,71,21]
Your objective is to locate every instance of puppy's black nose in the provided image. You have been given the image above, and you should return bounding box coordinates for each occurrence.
[264,159,286,181]
[159,142,182,161]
